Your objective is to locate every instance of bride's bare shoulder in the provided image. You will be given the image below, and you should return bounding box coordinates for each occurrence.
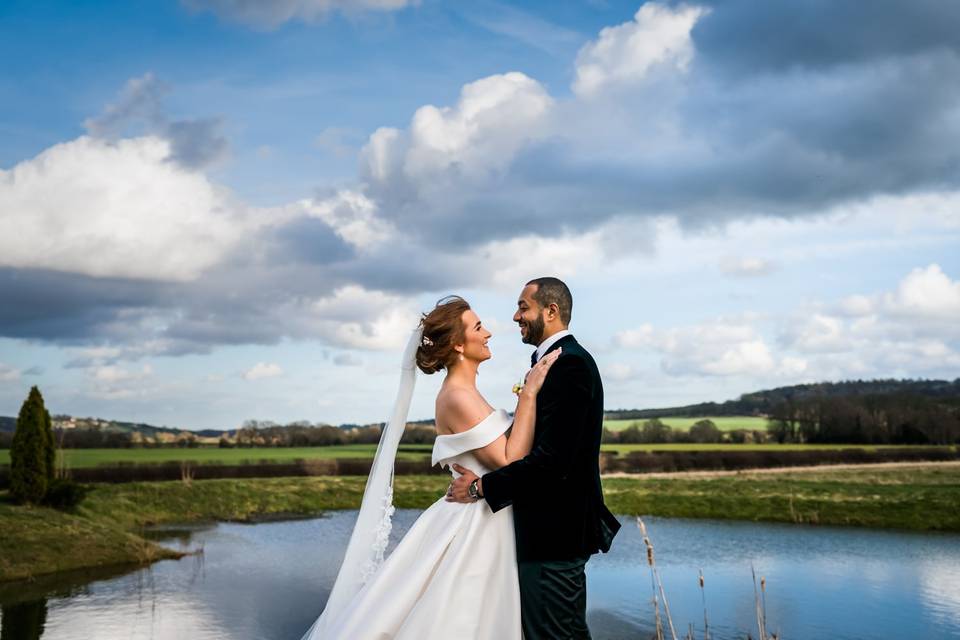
[435,386,493,435]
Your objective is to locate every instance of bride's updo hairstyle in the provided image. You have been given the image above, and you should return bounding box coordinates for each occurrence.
[416,295,471,374]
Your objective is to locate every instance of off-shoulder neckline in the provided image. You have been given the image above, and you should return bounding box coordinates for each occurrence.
[434,408,508,440]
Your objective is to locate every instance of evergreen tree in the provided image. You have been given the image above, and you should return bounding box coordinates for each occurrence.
[10,387,53,503]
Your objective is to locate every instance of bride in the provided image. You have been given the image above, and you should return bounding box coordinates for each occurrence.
[301,295,560,639]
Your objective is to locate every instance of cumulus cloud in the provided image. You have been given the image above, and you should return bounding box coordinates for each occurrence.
[0,135,249,281]
[182,0,419,29]
[301,190,395,250]
[340,0,960,254]
[242,362,283,380]
[618,264,960,384]
[572,2,709,97]
[779,265,960,377]
[616,318,799,377]
[306,286,418,350]
[882,264,960,319]
[362,72,553,198]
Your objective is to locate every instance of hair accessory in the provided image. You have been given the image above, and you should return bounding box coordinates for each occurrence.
[421,335,434,347]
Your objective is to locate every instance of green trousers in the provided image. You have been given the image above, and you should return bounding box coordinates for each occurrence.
[517,555,592,640]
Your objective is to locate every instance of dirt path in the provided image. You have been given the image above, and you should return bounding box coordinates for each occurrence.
[602,459,960,479]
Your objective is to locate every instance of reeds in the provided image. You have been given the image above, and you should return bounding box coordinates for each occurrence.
[638,519,778,640]
[638,517,678,640]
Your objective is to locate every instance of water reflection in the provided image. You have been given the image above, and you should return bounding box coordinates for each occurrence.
[0,512,958,640]
[1,599,47,640]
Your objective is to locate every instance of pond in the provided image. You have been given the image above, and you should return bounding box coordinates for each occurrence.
[1,510,958,639]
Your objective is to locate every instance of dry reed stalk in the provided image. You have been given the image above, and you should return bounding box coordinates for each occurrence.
[699,568,709,640]
[751,565,768,640]
[638,518,665,640]
[637,517,679,640]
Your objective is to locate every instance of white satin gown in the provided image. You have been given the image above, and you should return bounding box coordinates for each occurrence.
[304,409,522,639]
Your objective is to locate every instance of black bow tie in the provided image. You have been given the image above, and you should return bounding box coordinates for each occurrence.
[531,351,538,367]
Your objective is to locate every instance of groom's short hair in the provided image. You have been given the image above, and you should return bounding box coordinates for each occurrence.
[527,277,572,326]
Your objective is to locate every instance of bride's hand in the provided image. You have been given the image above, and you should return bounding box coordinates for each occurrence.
[522,348,561,396]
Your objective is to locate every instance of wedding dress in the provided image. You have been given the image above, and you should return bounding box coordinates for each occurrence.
[301,408,523,639]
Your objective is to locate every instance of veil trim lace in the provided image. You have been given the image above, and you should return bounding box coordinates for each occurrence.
[301,327,421,639]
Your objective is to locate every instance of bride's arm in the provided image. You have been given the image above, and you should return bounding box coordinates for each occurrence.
[472,349,561,470]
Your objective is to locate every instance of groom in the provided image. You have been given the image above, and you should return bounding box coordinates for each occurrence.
[449,276,620,639]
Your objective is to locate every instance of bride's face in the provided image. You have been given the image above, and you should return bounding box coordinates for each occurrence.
[457,309,492,364]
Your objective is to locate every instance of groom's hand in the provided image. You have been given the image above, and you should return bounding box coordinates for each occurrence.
[446,464,479,503]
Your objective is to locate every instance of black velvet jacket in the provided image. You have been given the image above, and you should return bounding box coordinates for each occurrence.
[481,335,621,562]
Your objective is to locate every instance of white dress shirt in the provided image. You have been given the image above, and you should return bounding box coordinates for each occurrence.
[533,329,572,363]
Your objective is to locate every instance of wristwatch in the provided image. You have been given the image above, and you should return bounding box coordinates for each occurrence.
[467,478,482,501]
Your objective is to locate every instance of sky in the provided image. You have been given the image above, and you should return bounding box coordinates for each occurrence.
[0,0,958,430]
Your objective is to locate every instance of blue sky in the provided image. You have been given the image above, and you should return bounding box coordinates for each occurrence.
[1,0,958,429]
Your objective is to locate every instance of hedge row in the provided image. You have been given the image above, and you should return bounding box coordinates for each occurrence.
[599,447,960,473]
[0,458,443,486]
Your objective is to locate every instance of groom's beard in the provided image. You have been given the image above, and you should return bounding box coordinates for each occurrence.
[521,314,545,346]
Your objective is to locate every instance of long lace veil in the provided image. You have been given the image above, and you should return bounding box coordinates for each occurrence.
[301,326,421,639]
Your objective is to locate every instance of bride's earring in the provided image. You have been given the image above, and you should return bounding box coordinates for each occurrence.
[459,353,464,361]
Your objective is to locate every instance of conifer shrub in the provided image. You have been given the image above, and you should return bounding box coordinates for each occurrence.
[9,386,55,504]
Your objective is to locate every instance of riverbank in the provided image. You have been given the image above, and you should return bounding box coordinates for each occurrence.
[2,464,958,582]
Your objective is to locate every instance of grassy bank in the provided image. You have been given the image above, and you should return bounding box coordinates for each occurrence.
[602,465,960,530]
[2,465,958,583]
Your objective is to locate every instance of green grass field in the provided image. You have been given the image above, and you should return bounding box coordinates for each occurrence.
[2,442,950,468]
[0,445,434,468]
[604,416,769,432]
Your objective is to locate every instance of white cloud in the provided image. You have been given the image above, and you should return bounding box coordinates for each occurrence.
[605,362,636,381]
[362,72,553,192]
[615,323,656,349]
[719,256,776,277]
[242,362,283,380]
[882,264,960,319]
[84,364,155,399]
[0,363,21,382]
[0,135,251,281]
[306,285,418,350]
[92,364,153,384]
[572,2,709,97]
[302,190,394,250]
[617,318,787,377]
[780,265,960,377]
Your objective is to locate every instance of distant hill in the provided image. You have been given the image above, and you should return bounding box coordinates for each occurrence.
[606,378,960,420]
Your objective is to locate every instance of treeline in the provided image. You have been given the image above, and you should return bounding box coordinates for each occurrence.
[608,378,960,420]
[224,421,436,448]
[601,419,767,444]
[768,393,960,445]
[0,421,438,449]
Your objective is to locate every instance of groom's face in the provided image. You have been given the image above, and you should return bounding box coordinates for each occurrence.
[514,284,546,346]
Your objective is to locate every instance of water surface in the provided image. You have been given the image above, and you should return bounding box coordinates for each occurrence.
[1,511,958,639]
